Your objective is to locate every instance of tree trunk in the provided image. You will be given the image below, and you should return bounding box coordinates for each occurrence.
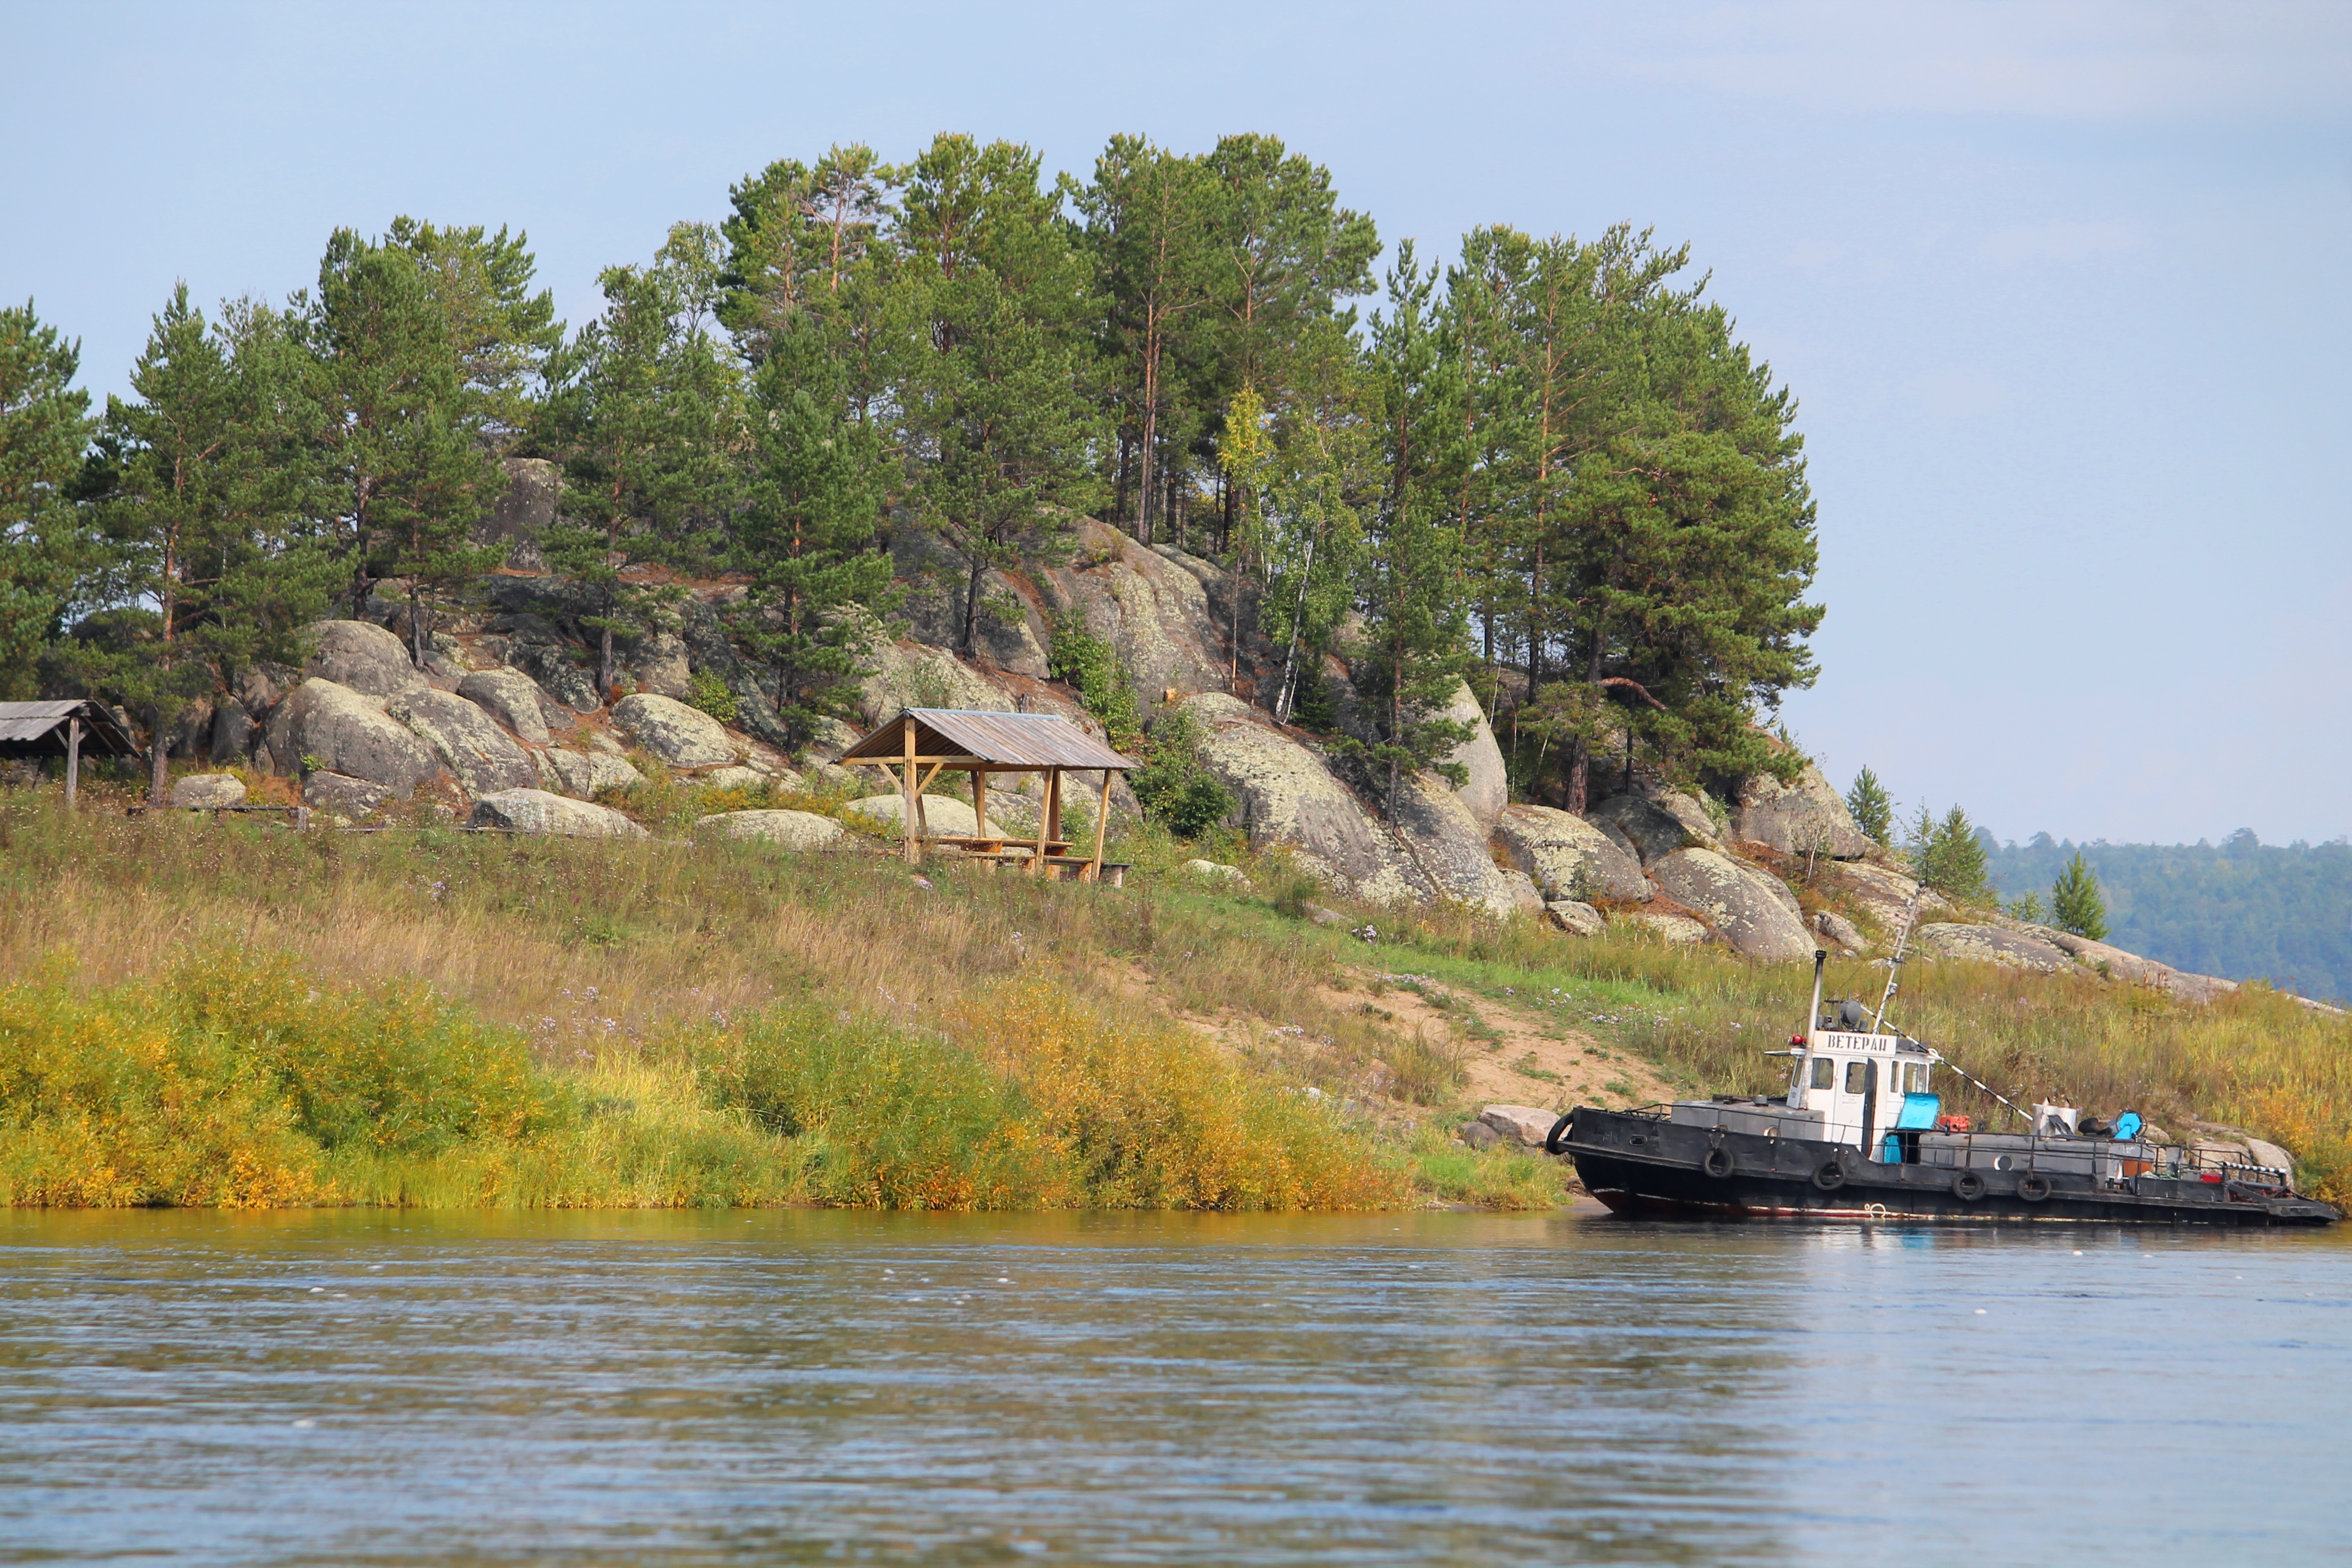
[409,583,428,668]
[960,547,986,656]
[1136,324,1159,545]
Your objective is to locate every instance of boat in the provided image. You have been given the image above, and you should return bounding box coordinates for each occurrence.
[1550,944,2340,1226]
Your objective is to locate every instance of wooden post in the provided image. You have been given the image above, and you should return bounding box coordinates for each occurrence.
[972,766,988,839]
[902,716,919,865]
[1031,767,1057,876]
[64,715,81,812]
[1088,769,1112,881]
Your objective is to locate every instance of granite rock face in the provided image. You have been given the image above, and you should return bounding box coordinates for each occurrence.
[264,679,440,794]
[1387,767,1529,917]
[841,792,1011,838]
[1916,923,2075,973]
[1590,790,1724,867]
[1478,1104,1561,1148]
[388,688,537,798]
[1493,804,1652,903]
[1735,762,1872,859]
[456,669,553,745]
[475,457,558,573]
[1650,848,1814,962]
[890,526,1050,678]
[469,788,646,839]
[303,771,393,819]
[301,619,425,700]
[533,748,644,799]
[1437,678,1509,830]
[1042,520,1230,712]
[611,693,738,769]
[1545,900,1605,937]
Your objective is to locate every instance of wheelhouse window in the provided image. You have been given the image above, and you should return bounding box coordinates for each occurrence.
[1903,1063,1931,1095]
[1811,1058,1836,1090]
[1844,1060,1870,1095]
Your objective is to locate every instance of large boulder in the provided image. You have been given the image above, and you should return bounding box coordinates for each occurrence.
[1478,1105,1560,1148]
[455,668,553,745]
[303,771,391,819]
[1180,693,1422,904]
[210,701,256,763]
[505,642,602,715]
[2035,929,2239,1003]
[1816,860,1946,929]
[1590,789,1724,866]
[263,679,440,794]
[611,693,738,768]
[1546,900,1605,936]
[168,773,246,809]
[388,688,537,798]
[1916,923,2073,973]
[841,792,1011,838]
[300,619,424,700]
[1389,768,1527,917]
[623,631,692,701]
[694,809,853,851]
[1616,911,1711,944]
[469,788,646,839]
[1042,520,1231,712]
[534,748,644,799]
[1735,762,1872,858]
[1438,679,1509,830]
[1493,804,1652,902]
[1650,848,1814,962]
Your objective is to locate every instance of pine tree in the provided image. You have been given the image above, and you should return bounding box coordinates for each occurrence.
[1845,765,1893,845]
[1909,804,1989,903]
[2050,851,2109,940]
[0,301,93,699]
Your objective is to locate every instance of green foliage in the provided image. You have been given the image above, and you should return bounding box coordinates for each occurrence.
[686,669,737,723]
[1047,617,1144,753]
[2049,850,2110,941]
[1845,766,1893,846]
[1128,706,1236,840]
[0,301,94,699]
[1907,803,1990,904]
[2006,890,2048,923]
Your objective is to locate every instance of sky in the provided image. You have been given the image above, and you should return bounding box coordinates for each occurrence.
[6,1,2348,846]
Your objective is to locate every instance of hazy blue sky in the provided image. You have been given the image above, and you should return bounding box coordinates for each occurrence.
[7,1,2348,845]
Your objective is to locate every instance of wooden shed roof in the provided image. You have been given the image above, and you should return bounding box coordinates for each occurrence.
[841,709,1138,770]
[0,700,142,756]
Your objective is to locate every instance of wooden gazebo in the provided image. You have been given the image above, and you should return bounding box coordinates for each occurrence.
[0,700,142,808]
[840,708,1139,881]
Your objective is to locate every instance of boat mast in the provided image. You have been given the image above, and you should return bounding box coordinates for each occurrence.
[1869,886,1922,1033]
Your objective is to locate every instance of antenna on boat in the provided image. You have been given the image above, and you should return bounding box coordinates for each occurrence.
[1805,948,1826,1047]
[1869,886,1922,1033]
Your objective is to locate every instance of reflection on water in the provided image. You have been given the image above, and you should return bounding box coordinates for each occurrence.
[1,1209,2346,1565]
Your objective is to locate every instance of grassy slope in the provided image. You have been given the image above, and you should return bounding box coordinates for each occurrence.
[2,785,2344,1210]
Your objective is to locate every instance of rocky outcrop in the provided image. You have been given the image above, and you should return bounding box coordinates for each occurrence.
[611,693,737,769]
[1590,789,1724,866]
[1042,520,1229,711]
[301,619,424,700]
[388,688,537,798]
[1546,900,1605,936]
[1916,923,2074,973]
[1184,859,1253,890]
[1438,679,1508,829]
[1816,860,1946,929]
[1389,769,1528,917]
[303,771,391,819]
[890,526,1050,678]
[1181,693,1421,904]
[469,789,646,839]
[623,631,692,701]
[856,635,1021,726]
[2034,929,2240,1003]
[1650,848,1813,962]
[168,774,246,808]
[210,701,256,763]
[455,669,552,745]
[534,748,643,799]
[263,679,440,794]
[1814,910,1866,954]
[694,809,852,850]
[1735,763,1871,859]
[1493,804,1651,903]
[502,639,601,715]
[475,457,558,573]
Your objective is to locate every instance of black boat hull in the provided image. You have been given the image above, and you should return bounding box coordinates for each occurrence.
[1561,1107,2340,1226]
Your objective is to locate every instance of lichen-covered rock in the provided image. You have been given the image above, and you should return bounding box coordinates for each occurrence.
[1184,859,1254,890]
[1617,911,1711,944]
[856,635,1021,726]
[210,701,257,763]
[2034,928,2239,1002]
[389,688,537,798]
[263,679,440,794]
[303,771,391,819]
[475,456,558,573]
[1180,692,1422,904]
[1735,762,1872,858]
[1389,769,1527,917]
[168,773,246,808]
[469,788,646,839]
[1493,804,1652,902]
[1816,859,1947,929]
[697,765,772,792]
[623,631,692,701]
[1916,923,2073,973]
[1651,848,1814,962]
[1546,900,1605,936]
[1814,910,1866,954]
[1498,868,1546,914]
[1590,789,1724,866]
[300,618,426,701]
[890,526,1050,677]
[455,668,553,745]
[1438,679,1508,830]
[841,792,1009,838]
[1043,520,1231,713]
[694,809,852,850]
[505,642,602,715]
[533,748,644,799]
[611,693,738,768]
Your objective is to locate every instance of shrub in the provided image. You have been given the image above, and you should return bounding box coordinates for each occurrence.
[687,669,738,723]
[1046,619,1144,754]
[1129,707,1237,840]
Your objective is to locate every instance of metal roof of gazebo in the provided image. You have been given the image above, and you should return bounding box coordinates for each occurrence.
[0,700,141,756]
[841,708,1139,878]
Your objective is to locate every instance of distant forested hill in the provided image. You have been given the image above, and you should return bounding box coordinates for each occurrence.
[1984,832,2352,1004]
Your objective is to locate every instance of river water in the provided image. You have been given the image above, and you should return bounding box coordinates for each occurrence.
[2,1208,2345,1566]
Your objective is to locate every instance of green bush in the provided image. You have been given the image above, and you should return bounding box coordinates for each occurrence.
[1130,707,1236,840]
[687,669,738,723]
[1047,619,1144,754]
